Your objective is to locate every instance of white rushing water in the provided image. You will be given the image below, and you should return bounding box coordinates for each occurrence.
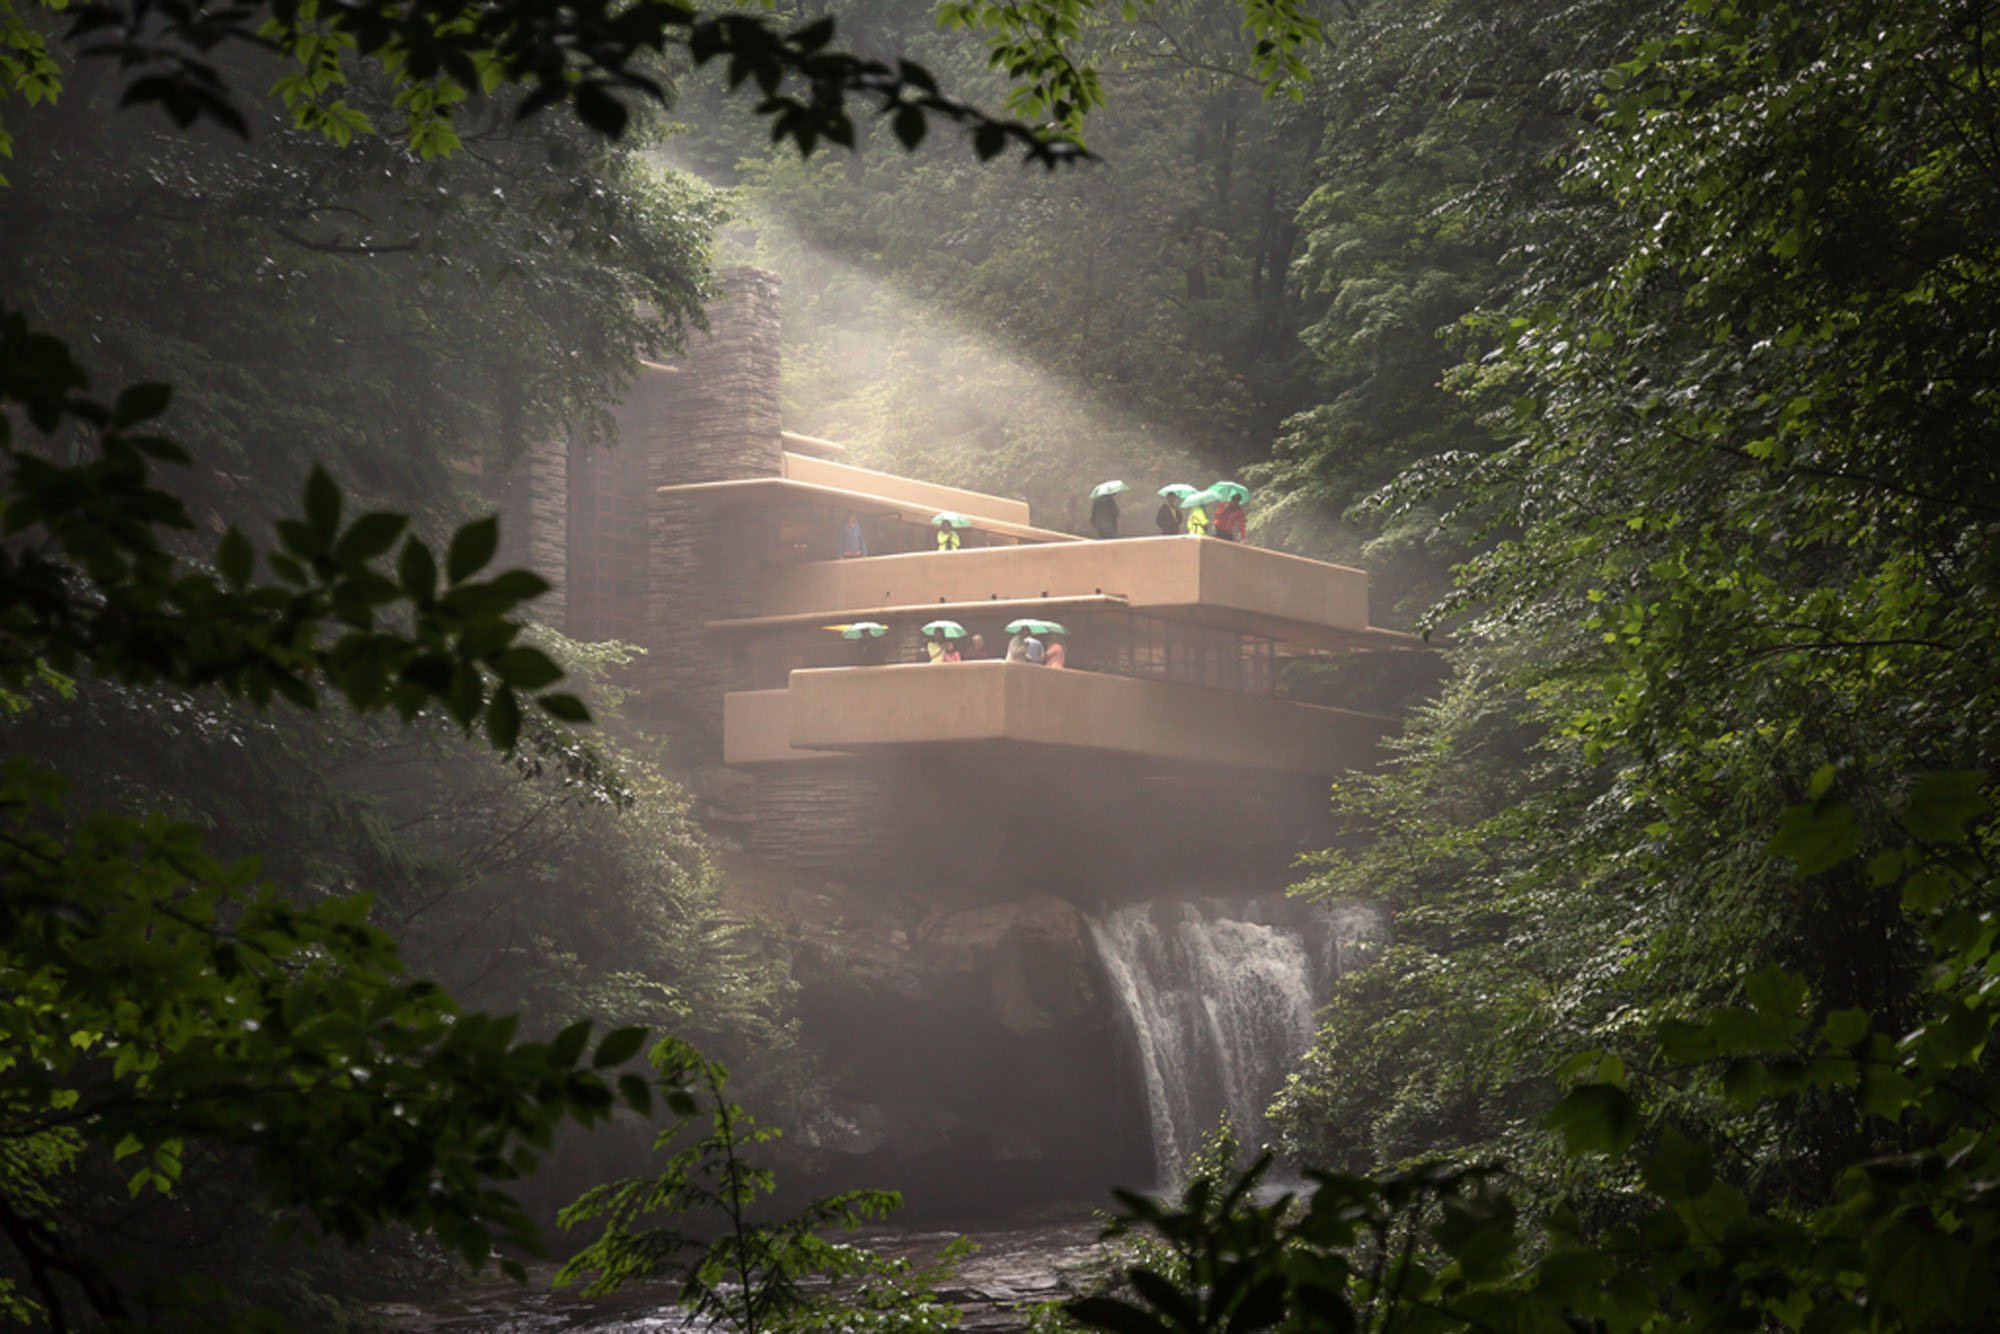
[1088,897,1382,1187]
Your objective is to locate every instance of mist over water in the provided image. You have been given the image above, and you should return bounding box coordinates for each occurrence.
[1088,896,1384,1187]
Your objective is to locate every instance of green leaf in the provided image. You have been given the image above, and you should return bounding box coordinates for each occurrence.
[446,516,500,583]
[1064,1296,1177,1334]
[1866,1218,1969,1325]
[1901,870,1956,912]
[399,540,438,604]
[1822,1008,1870,1046]
[217,528,254,588]
[484,685,520,750]
[1769,800,1860,874]
[1744,965,1809,1030]
[592,1026,648,1069]
[1546,1083,1640,1156]
[1638,1125,1714,1200]
[333,512,408,566]
[111,381,171,427]
[549,1020,592,1067]
[486,569,550,603]
[303,465,342,545]
[1904,771,1987,844]
[492,647,562,691]
[617,1073,652,1114]
[538,692,590,723]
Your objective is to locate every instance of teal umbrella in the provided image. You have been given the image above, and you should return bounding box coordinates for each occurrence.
[1090,480,1130,499]
[1004,618,1067,636]
[931,511,973,528]
[1157,483,1197,500]
[1179,488,1226,510]
[833,621,889,639]
[921,620,968,638]
[1210,481,1251,504]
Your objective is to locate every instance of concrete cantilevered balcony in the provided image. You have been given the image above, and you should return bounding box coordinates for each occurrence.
[755,535,1385,651]
[723,661,1394,774]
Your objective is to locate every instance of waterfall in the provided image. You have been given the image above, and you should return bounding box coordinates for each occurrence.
[1088,896,1381,1187]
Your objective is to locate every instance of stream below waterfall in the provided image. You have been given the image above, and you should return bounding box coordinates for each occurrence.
[377,893,1379,1330]
[374,1206,1110,1332]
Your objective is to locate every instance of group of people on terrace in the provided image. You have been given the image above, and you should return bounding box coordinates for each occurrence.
[834,478,1250,558]
[832,619,1069,669]
[1090,480,1249,542]
[930,619,1068,668]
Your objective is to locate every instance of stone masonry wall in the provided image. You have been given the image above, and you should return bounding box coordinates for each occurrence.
[628,267,784,742]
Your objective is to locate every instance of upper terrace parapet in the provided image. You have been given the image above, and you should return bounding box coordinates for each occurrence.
[755,534,1378,649]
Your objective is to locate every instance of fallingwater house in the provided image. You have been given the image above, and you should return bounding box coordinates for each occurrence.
[489,269,1421,1208]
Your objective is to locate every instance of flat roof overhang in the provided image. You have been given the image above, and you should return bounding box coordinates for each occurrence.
[724,661,1396,774]
[655,476,1079,546]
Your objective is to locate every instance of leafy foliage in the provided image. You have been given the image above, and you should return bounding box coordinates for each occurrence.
[0,310,586,743]
[1274,0,2000,1202]
[1073,778,2000,1331]
[18,0,1082,164]
[559,1037,964,1333]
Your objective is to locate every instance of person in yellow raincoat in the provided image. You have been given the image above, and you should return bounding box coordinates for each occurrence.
[1184,504,1211,537]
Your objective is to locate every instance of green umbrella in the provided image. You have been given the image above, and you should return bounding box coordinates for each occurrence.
[931,511,973,528]
[1004,618,1067,636]
[1157,483,1197,500]
[921,620,968,638]
[834,621,889,639]
[1090,480,1130,499]
[1210,481,1251,504]
[1179,488,1226,510]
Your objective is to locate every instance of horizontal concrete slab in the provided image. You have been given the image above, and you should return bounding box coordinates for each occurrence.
[761,661,1393,775]
[781,453,1031,526]
[759,537,1381,647]
[654,477,1078,546]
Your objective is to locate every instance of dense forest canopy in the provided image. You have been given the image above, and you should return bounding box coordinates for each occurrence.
[5,0,2000,1326]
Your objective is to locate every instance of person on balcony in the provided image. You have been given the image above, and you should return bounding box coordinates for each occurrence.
[1024,633,1046,665]
[1214,498,1246,542]
[926,632,949,664]
[936,524,962,552]
[1155,498,1181,535]
[941,639,962,663]
[1044,633,1066,669]
[840,513,867,558]
[1006,629,1033,663]
[1091,493,1120,539]
[1185,503,1212,537]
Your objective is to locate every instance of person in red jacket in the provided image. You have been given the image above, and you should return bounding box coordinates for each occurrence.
[1213,499,1247,541]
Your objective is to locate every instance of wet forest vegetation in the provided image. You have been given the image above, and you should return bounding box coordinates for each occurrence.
[4,0,2000,1327]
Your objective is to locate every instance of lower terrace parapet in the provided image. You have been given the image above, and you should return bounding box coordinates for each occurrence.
[743,661,1393,775]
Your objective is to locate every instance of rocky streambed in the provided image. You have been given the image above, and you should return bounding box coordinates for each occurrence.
[374,1206,1113,1332]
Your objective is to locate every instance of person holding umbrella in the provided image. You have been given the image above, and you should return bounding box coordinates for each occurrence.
[1156,484,1194,535]
[923,619,967,664]
[831,621,889,665]
[933,511,970,551]
[1090,481,1127,539]
[1211,482,1250,542]
[1180,487,1224,537]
